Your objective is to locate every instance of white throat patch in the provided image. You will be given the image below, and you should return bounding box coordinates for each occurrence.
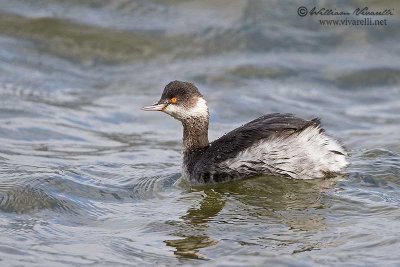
[164,97,208,120]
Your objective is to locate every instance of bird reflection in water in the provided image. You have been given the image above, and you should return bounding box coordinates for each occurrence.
[165,175,343,260]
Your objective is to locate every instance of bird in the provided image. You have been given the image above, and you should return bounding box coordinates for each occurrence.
[142,81,348,184]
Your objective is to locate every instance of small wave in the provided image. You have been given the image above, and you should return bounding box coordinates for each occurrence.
[335,67,400,89]
[0,184,76,214]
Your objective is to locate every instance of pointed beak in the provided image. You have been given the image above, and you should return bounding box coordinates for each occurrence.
[141,103,167,111]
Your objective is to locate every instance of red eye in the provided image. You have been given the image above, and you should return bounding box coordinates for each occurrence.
[171,97,177,104]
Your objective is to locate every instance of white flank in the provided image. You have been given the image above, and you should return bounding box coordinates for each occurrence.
[220,125,348,179]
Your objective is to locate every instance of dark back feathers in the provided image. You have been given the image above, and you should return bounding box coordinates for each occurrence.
[187,113,321,173]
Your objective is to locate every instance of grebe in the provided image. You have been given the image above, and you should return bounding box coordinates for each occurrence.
[142,81,348,184]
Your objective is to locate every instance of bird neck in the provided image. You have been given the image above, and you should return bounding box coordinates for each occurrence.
[182,116,209,152]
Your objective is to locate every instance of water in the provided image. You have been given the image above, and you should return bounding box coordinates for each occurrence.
[0,0,400,266]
